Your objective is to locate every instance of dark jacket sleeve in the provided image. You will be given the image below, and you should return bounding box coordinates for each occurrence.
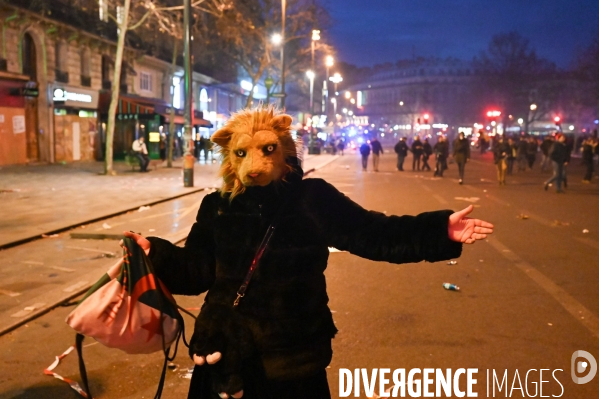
[306,179,462,263]
[146,193,218,296]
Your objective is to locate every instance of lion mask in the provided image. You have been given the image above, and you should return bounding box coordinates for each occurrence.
[211,107,298,199]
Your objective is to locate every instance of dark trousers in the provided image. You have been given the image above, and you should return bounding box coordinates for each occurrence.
[545,161,564,191]
[507,158,514,175]
[457,161,466,180]
[412,154,421,171]
[584,161,594,181]
[434,157,445,176]
[136,153,150,171]
[397,155,405,171]
[187,367,331,399]
[422,155,431,171]
[361,155,369,170]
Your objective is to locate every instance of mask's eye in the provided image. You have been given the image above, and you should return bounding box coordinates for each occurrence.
[235,149,246,158]
[263,144,277,155]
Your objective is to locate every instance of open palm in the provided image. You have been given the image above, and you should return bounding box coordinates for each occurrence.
[448,205,494,244]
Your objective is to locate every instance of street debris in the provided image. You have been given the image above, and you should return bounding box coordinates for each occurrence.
[454,197,480,203]
[582,229,589,234]
[447,260,457,265]
[548,323,553,326]
[516,214,529,220]
[167,362,179,371]
[443,283,460,291]
[44,346,88,397]
[149,228,156,232]
[51,266,75,273]
[102,222,112,229]
[179,368,194,379]
[41,233,59,238]
[138,205,151,212]
[551,220,570,227]
[63,281,89,293]
[11,302,46,318]
[0,288,21,297]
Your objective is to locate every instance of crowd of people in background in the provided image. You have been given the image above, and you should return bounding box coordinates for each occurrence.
[356,128,599,193]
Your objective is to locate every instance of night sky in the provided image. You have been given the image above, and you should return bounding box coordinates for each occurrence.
[322,0,599,68]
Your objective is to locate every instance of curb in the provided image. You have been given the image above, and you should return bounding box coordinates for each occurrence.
[0,156,339,336]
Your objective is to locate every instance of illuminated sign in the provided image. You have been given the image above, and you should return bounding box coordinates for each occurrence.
[53,88,93,103]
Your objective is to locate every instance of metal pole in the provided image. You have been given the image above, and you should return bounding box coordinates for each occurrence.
[183,0,194,187]
[311,39,314,114]
[280,0,286,109]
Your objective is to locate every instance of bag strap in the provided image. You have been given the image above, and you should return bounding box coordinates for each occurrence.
[233,188,294,307]
[75,333,92,398]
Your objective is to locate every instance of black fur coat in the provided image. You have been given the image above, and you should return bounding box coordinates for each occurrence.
[147,166,461,390]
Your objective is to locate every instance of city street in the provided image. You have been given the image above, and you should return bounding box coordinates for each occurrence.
[1,149,599,398]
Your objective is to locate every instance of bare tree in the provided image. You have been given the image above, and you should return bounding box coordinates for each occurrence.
[102,0,229,175]
[473,31,561,132]
[196,0,328,108]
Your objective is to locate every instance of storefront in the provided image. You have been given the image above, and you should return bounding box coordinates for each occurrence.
[52,84,100,162]
[0,72,36,166]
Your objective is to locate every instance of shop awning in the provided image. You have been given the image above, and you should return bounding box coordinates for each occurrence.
[162,114,213,128]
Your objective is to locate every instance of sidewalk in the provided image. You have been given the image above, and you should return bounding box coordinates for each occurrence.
[0,154,337,248]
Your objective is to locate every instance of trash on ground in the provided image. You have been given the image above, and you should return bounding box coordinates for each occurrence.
[41,234,59,238]
[179,368,194,379]
[552,220,570,227]
[443,283,460,291]
[149,228,156,232]
[138,205,151,212]
[516,214,529,220]
[447,260,457,265]
[44,346,88,397]
[167,362,179,371]
[454,197,480,203]
[102,222,112,229]
[582,229,589,234]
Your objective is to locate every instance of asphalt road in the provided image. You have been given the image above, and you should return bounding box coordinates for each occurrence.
[1,148,598,398]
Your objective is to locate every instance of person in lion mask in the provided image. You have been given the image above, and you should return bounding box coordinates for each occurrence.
[125,106,493,399]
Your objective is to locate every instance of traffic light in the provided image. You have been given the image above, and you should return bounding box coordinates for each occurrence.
[423,114,430,122]
[554,116,561,124]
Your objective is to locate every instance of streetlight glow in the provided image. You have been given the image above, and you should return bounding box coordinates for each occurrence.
[530,104,537,111]
[325,55,334,67]
[306,70,315,79]
[344,92,351,99]
[518,118,524,124]
[312,29,320,41]
[271,33,282,45]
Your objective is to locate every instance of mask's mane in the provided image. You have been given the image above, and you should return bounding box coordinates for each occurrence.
[213,107,300,200]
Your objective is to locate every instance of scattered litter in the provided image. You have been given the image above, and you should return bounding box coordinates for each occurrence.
[0,188,22,193]
[483,190,487,193]
[149,228,156,232]
[48,273,58,278]
[548,323,553,326]
[138,205,151,212]
[447,260,457,265]
[167,362,179,371]
[102,222,112,229]
[179,368,194,379]
[442,283,460,291]
[44,346,88,397]
[41,234,59,238]
[552,220,570,227]
[582,229,589,234]
[328,247,346,253]
[11,303,46,318]
[479,259,484,263]
[50,266,75,273]
[22,260,44,265]
[0,289,21,297]
[454,197,480,203]
[63,281,89,293]
[516,214,529,220]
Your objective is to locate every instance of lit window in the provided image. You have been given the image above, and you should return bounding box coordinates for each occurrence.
[172,76,181,109]
[140,72,152,92]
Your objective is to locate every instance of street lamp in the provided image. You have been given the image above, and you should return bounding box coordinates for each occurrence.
[271,33,282,45]
[280,0,286,108]
[306,70,315,114]
[530,104,537,111]
[323,56,334,113]
[329,73,342,95]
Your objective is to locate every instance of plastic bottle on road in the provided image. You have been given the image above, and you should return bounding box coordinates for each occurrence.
[443,283,460,291]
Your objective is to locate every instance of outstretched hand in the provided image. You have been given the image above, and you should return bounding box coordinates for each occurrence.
[448,205,494,244]
[122,231,151,255]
